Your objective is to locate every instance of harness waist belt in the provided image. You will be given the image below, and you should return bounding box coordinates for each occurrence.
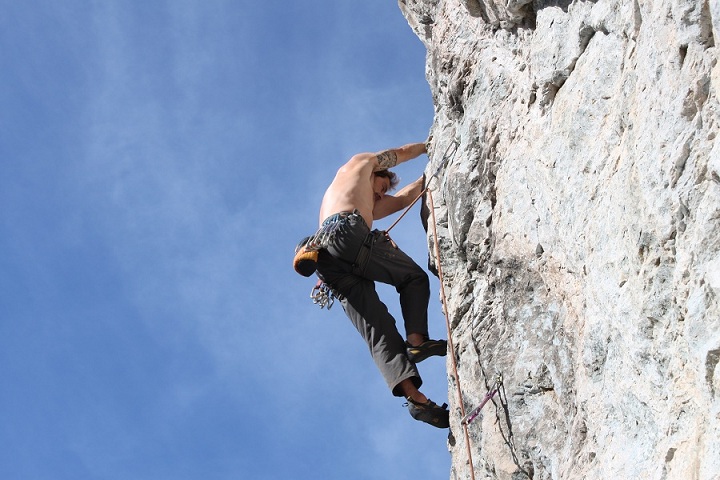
[321,210,365,227]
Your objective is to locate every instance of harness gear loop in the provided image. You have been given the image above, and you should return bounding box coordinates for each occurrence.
[311,280,336,310]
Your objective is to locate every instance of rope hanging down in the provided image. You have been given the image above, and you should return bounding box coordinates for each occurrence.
[384,141,500,478]
[427,187,477,480]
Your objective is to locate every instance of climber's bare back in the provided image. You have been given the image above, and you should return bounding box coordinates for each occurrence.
[318,143,427,228]
[319,154,384,228]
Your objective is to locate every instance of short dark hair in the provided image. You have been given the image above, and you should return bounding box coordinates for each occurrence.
[374,170,399,191]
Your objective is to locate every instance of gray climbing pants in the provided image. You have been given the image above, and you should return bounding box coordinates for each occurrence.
[316,211,430,397]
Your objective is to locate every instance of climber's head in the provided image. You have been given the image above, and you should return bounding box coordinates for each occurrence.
[373,169,399,191]
[372,170,398,203]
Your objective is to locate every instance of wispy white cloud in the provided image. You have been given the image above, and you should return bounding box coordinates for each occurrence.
[1,1,449,478]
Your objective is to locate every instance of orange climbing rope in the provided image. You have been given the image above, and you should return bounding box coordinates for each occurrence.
[381,142,478,477]
[428,187,477,480]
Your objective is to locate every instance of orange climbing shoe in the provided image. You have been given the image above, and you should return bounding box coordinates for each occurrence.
[406,339,447,363]
[406,397,450,428]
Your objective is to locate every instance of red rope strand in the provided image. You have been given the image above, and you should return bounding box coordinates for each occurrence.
[428,188,476,480]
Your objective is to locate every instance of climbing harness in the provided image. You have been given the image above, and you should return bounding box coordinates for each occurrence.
[293,211,358,277]
[461,373,503,425]
[307,226,377,310]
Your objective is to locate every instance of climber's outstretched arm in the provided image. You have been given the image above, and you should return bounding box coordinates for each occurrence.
[342,143,427,173]
[373,176,425,220]
[372,143,427,171]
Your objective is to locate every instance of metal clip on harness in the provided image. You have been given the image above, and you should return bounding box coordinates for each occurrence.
[311,282,335,310]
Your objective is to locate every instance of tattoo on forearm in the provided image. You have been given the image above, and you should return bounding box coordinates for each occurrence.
[376,150,398,169]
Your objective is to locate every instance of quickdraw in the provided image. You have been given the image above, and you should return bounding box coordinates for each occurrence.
[310,281,336,310]
[461,373,503,426]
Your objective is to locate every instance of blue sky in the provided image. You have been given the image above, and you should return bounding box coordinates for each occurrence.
[0,1,449,478]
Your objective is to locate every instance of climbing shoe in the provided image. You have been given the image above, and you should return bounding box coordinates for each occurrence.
[406,339,447,363]
[406,397,450,428]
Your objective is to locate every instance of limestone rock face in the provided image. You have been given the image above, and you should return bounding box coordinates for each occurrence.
[400,0,720,478]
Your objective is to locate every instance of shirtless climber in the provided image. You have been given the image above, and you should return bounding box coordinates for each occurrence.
[310,142,450,428]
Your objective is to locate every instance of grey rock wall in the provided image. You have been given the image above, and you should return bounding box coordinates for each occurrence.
[400,0,720,478]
